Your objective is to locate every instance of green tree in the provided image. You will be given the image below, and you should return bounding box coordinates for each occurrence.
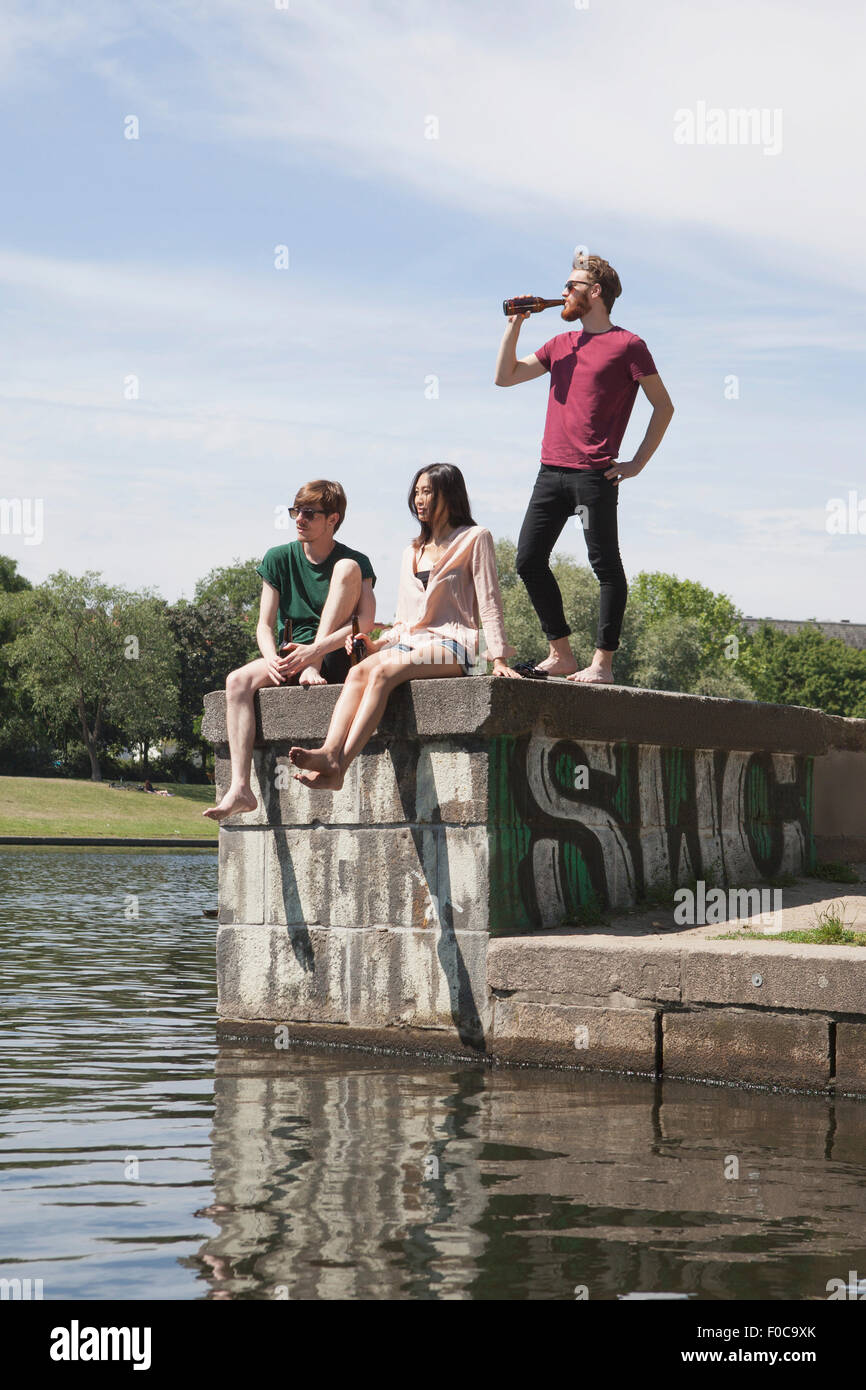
[632,614,704,692]
[0,556,31,596]
[5,572,179,780]
[741,623,866,717]
[631,572,748,669]
[166,598,256,765]
[0,557,46,771]
[194,557,264,650]
[195,557,262,610]
[109,596,181,774]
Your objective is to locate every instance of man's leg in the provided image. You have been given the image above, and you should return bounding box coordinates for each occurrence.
[298,559,362,686]
[202,658,276,820]
[567,473,626,685]
[515,466,577,675]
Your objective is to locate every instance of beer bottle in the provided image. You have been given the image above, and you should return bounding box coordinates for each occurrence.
[502,295,563,317]
[350,612,366,665]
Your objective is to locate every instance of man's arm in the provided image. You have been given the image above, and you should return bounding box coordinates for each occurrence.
[604,374,675,483]
[256,581,281,660]
[356,577,375,633]
[256,580,294,684]
[494,311,548,387]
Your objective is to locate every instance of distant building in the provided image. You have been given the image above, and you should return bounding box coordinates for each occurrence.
[743,618,866,651]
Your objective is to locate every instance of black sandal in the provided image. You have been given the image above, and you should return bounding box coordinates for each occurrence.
[511,661,549,680]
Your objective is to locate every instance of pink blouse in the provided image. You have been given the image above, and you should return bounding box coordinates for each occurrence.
[378,525,516,664]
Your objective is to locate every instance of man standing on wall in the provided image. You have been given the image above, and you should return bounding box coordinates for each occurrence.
[203,479,376,821]
[495,252,674,683]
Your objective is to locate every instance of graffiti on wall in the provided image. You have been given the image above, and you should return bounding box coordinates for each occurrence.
[488,735,815,931]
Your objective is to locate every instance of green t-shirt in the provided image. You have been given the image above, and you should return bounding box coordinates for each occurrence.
[256,540,376,645]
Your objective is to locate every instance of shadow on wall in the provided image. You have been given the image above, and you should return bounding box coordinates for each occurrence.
[261,684,486,1050]
[390,691,486,1052]
[260,763,316,975]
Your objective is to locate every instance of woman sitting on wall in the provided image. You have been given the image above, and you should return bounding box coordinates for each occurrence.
[289,462,522,790]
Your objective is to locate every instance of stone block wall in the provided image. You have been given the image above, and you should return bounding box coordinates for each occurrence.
[203,679,866,1084]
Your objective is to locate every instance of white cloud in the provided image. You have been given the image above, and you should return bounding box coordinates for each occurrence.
[21,0,853,292]
[1,2,863,626]
[4,2,864,286]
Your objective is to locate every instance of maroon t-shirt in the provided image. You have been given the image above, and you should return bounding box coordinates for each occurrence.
[534,326,657,470]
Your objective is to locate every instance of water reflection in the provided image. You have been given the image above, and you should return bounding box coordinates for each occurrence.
[199,1046,866,1301]
[2,847,865,1301]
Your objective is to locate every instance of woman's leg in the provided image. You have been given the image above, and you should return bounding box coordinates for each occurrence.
[288,659,373,773]
[292,645,463,790]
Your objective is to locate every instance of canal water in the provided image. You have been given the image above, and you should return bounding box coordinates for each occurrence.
[1,846,865,1301]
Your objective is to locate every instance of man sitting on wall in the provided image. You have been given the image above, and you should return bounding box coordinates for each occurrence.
[203,479,376,821]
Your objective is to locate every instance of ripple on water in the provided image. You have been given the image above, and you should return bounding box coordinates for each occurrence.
[1,845,865,1301]
[0,848,219,1299]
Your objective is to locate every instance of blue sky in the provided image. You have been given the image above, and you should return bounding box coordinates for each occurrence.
[1,0,864,626]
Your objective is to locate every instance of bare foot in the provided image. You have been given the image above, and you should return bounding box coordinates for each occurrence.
[299,665,327,686]
[293,767,345,792]
[289,745,340,773]
[202,789,258,821]
[536,655,578,676]
[567,665,614,685]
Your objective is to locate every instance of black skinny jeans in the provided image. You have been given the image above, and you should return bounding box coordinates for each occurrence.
[516,464,628,651]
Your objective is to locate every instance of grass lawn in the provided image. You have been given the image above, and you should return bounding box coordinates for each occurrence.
[0,776,220,839]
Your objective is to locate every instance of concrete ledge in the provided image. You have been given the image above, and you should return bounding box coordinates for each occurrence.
[202,678,859,753]
[493,999,658,1072]
[489,934,682,1004]
[662,1009,831,1088]
[489,934,866,1017]
[836,1022,866,1091]
[681,942,866,1013]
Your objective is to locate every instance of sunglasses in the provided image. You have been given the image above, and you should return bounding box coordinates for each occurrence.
[289,507,326,521]
[564,280,594,293]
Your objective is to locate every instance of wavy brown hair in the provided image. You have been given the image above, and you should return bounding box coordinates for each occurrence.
[572,251,622,314]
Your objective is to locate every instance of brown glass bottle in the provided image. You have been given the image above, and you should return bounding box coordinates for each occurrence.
[502,295,563,317]
[350,612,366,665]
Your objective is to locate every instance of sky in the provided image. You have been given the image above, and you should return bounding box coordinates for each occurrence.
[1,0,864,626]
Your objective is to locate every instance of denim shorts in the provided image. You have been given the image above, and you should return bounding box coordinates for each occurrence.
[389,639,472,675]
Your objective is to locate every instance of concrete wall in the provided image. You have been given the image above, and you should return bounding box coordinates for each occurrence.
[203,679,866,1088]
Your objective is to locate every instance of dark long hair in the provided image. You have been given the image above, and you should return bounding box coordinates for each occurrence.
[408,463,476,550]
